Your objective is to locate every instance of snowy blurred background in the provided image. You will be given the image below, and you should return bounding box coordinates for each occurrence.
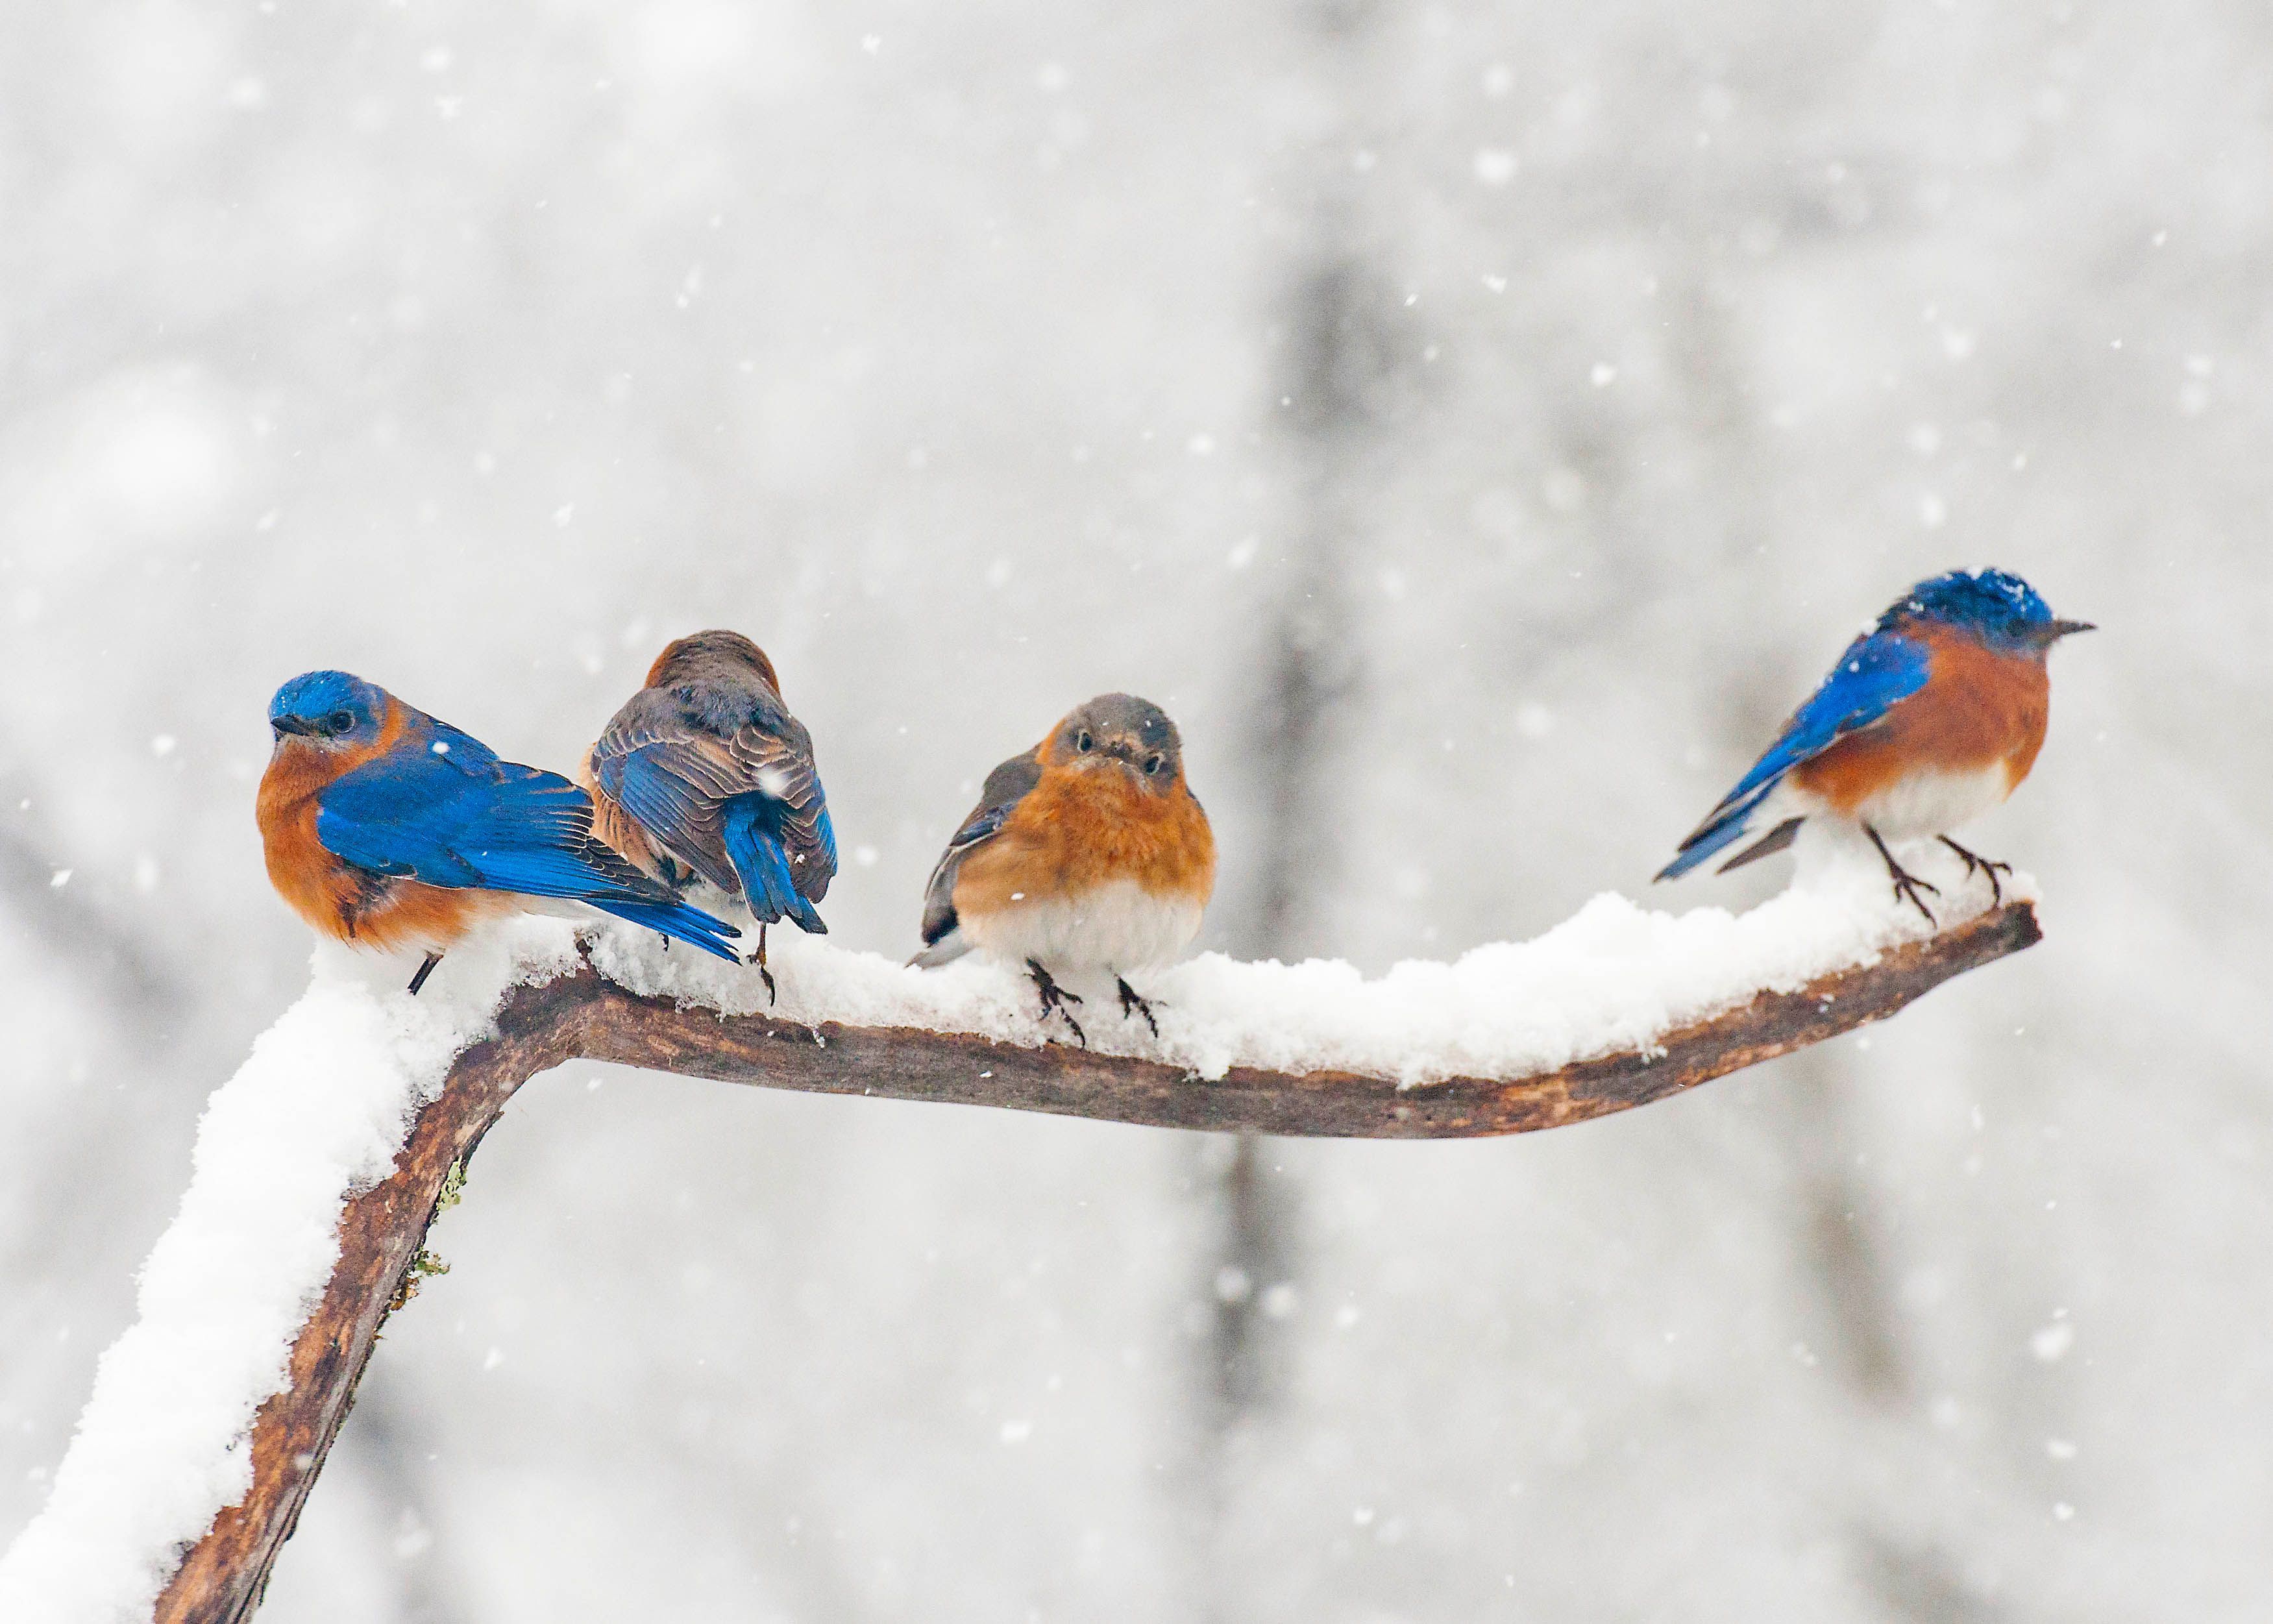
[1,0,2266,1618]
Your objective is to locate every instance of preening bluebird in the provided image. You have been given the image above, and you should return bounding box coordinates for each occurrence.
[258,671,741,993]
[1658,567,2093,922]
[912,694,1216,1044]
[584,631,836,1002]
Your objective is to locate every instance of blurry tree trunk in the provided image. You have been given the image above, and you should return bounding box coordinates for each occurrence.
[0,767,186,1027]
[1240,256,1385,968]
[1786,1050,1908,1401]
[0,767,204,1467]
[1198,259,1392,1439]
[1190,0,1418,1582]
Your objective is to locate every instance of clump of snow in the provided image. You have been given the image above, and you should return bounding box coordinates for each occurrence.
[0,919,580,1624]
[599,831,2032,1088]
[3,835,2026,1621]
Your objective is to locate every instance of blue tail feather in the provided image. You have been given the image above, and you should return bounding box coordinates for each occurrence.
[1656,781,1778,881]
[722,797,826,933]
[593,894,744,962]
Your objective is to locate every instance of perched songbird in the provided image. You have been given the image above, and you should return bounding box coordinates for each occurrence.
[1658,567,2092,922]
[583,631,836,1002]
[258,671,741,993]
[912,694,1216,1044]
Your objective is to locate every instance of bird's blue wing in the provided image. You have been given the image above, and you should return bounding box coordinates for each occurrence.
[313,722,741,959]
[1659,627,1931,879]
[317,749,607,899]
[1728,629,1932,802]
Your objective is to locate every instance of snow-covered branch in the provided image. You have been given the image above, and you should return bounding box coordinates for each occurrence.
[1,858,2042,1624]
[574,901,2038,1137]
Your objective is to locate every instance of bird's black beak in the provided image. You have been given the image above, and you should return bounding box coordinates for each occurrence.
[271,715,317,737]
[2048,619,2096,639]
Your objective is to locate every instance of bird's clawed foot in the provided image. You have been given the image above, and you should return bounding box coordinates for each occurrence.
[1027,958,1087,1046]
[754,923,777,1008]
[1866,826,1941,926]
[1115,977,1161,1039]
[407,952,443,996]
[1937,835,2013,906]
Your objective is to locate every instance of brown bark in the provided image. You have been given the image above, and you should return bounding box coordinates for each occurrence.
[154,900,2039,1622]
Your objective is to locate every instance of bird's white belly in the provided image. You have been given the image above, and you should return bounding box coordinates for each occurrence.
[964,880,1203,974]
[1844,762,2017,840]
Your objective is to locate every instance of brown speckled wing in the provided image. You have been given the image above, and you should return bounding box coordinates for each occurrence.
[920,746,1042,948]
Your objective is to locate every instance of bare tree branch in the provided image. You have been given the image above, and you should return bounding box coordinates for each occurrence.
[153,900,2040,1623]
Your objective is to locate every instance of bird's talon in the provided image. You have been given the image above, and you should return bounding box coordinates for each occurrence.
[1027,959,1087,1045]
[1116,977,1161,1039]
[1867,826,1941,928]
[1938,836,2013,905]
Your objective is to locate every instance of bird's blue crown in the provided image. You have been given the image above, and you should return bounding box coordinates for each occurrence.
[270,670,387,741]
[1881,568,2056,646]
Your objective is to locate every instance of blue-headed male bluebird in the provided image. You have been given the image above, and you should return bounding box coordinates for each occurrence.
[1658,567,2093,922]
[911,694,1216,1044]
[582,630,836,1003]
[258,670,741,993]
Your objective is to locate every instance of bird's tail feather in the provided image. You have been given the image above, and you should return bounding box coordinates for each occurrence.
[593,894,744,962]
[724,798,827,934]
[1656,781,1781,881]
[1715,817,1803,874]
[908,927,969,969]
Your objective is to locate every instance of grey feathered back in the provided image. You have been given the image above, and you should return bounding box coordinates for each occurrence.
[590,633,836,906]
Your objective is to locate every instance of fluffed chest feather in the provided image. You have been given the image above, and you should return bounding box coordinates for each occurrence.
[948,769,1215,970]
[983,770,1216,896]
[958,878,1206,972]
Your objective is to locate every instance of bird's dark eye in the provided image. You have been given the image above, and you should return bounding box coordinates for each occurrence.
[327,711,356,735]
[1143,754,1164,775]
[1075,730,1094,753]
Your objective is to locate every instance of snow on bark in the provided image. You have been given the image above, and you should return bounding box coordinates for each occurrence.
[0,833,2022,1621]
[0,922,580,1624]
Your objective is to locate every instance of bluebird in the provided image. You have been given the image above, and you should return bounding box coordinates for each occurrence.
[911,694,1215,1044]
[1658,567,2093,922]
[583,630,835,1003]
[258,670,741,994]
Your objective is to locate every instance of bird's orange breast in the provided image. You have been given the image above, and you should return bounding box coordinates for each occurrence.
[256,707,500,953]
[953,765,1216,920]
[1793,629,2050,815]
